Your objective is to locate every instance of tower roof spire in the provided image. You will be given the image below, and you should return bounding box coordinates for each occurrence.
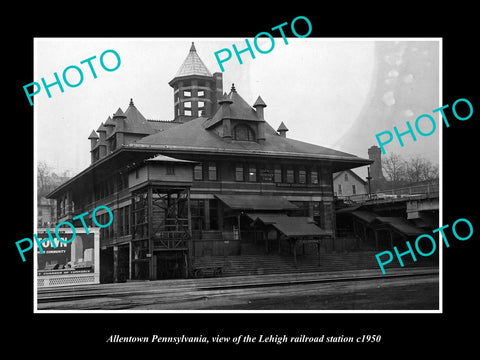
[169,42,212,84]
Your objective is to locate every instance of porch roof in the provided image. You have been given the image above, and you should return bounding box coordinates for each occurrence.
[248,213,329,237]
[215,194,298,211]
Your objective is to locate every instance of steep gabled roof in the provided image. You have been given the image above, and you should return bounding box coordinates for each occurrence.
[122,99,155,135]
[332,169,367,185]
[147,120,181,132]
[88,130,99,139]
[96,122,107,133]
[132,115,371,168]
[169,42,212,83]
[205,87,261,129]
[277,121,289,132]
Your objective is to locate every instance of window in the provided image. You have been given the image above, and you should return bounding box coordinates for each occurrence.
[352,184,356,195]
[184,109,192,116]
[234,124,255,141]
[310,169,319,184]
[313,202,325,228]
[286,167,294,183]
[183,90,191,97]
[208,162,217,180]
[166,164,175,175]
[260,165,274,182]
[198,101,205,108]
[338,184,342,195]
[290,201,310,217]
[198,90,205,97]
[274,165,282,183]
[344,173,349,181]
[209,199,219,230]
[124,206,130,235]
[190,200,205,230]
[110,137,116,152]
[298,167,306,184]
[248,164,257,182]
[235,163,244,181]
[193,164,203,180]
[184,101,192,108]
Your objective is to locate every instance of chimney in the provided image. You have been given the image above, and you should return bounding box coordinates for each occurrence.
[96,122,108,158]
[213,72,223,114]
[111,107,127,150]
[253,95,267,143]
[88,129,99,149]
[104,114,116,138]
[88,130,99,164]
[277,121,289,138]
[218,91,233,140]
[368,145,385,180]
[112,107,126,131]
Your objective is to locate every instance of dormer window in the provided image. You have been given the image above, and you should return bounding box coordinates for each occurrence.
[234,124,255,141]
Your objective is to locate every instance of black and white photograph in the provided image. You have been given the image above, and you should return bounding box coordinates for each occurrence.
[7,7,478,354]
[33,37,440,312]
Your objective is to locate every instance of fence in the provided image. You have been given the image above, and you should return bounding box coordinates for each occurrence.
[339,183,439,204]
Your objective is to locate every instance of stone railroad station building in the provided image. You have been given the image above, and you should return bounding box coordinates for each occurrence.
[47,42,372,282]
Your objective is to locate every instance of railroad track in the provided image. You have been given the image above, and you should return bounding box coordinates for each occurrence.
[37,267,438,305]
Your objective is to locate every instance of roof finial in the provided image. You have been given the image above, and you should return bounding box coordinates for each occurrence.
[231,83,236,92]
[129,98,134,107]
[190,41,196,52]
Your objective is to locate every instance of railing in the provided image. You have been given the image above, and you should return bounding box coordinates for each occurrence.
[339,183,439,204]
[152,230,190,250]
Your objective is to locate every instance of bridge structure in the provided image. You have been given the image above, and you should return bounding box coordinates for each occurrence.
[335,184,440,252]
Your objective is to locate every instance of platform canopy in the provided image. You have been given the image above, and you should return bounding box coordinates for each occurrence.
[247,213,329,238]
[215,194,298,211]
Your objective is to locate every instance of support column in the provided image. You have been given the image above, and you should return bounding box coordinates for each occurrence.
[237,213,241,241]
[277,231,281,254]
[317,239,321,266]
[292,239,297,266]
[186,187,192,275]
[113,245,119,283]
[204,198,210,231]
[147,187,154,280]
[128,242,132,280]
[264,231,268,253]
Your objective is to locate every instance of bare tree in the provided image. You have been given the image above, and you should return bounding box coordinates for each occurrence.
[37,160,51,192]
[420,160,439,184]
[383,154,439,186]
[382,153,406,185]
[404,156,439,184]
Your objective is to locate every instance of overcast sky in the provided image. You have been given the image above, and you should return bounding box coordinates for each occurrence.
[34,38,440,178]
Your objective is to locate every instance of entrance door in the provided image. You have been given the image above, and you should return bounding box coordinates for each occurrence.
[155,251,186,280]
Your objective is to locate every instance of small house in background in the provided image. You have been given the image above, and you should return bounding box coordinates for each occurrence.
[37,196,57,227]
[333,169,368,199]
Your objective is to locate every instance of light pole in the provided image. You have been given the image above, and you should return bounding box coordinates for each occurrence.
[366,166,372,200]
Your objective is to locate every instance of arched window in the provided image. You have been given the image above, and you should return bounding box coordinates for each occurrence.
[234,124,255,141]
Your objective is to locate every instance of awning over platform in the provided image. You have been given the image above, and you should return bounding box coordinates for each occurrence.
[215,194,298,211]
[246,213,288,224]
[248,213,329,238]
[372,217,425,237]
[351,210,378,224]
[350,210,424,237]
